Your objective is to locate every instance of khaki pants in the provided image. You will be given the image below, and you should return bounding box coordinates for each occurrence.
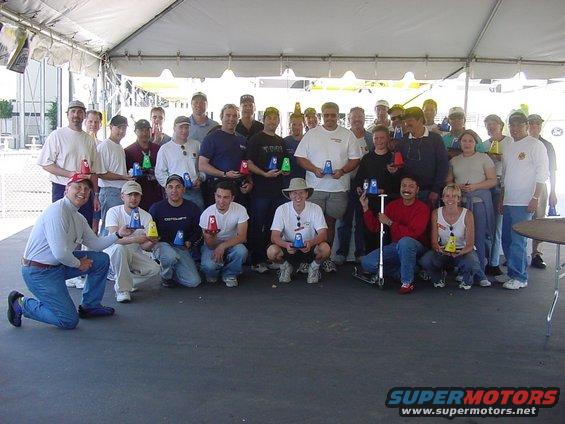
[531,184,548,256]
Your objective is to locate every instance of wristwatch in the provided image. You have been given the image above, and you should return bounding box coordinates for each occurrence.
[115,232,123,239]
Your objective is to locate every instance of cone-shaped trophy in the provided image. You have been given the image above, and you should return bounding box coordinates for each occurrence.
[367,179,379,195]
[393,126,403,141]
[207,215,219,234]
[132,162,143,177]
[127,207,143,229]
[146,221,159,238]
[183,172,193,189]
[393,151,404,167]
[438,117,450,132]
[293,102,302,115]
[141,153,152,170]
[173,230,184,246]
[322,160,333,175]
[281,157,291,173]
[80,158,91,174]
[444,234,458,253]
[267,156,278,171]
[239,160,250,175]
[489,139,500,155]
[293,233,305,249]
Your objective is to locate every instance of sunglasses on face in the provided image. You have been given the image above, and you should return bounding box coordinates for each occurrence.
[391,116,403,121]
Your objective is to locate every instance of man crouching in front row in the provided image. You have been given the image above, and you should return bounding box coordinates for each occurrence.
[267,178,331,284]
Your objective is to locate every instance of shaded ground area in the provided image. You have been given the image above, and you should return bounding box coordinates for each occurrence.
[0,228,563,423]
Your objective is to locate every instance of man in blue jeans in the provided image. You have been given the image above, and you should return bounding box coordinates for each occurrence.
[7,173,132,329]
[149,174,202,288]
[496,111,549,290]
[199,181,249,287]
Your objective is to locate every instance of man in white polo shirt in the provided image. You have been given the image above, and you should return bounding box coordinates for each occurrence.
[295,101,361,272]
[497,111,549,290]
[97,115,132,233]
[155,115,205,210]
[268,178,330,284]
[104,181,160,303]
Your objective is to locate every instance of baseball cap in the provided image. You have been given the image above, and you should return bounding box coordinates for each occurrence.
[263,107,279,118]
[448,106,465,118]
[508,111,528,124]
[166,174,185,187]
[527,114,544,124]
[484,114,504,125]
[191,92,207,101]
[403,107,424,120]
[240,94,254,104]
[67,172,92,188]
[121,180,143,195]
[67,100,86,112]
[109,115,128,127]
[304,107,317,116]
[375,100,389,109]
[174,116,190,126]
[388,104,404,115]
[134,119,151,130]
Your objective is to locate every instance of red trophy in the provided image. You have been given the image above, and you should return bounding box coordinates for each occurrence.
[80,158,91,175]
[239,160,250,175]
[206,215,219,234]
[393,151,404,168]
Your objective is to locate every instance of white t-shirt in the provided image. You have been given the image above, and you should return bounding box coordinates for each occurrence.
[502,136,549,206]
[97,138,127,189]
[37,126,101,185]
[271,201,327,243]
[105,205,153,238]
[199,201,249,242]
[294,125,361,192]
[155,138,202,187]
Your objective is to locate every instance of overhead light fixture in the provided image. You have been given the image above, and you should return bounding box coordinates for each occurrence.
[221,68,236,80]
[282,67,296,79]
[341,70,357,82]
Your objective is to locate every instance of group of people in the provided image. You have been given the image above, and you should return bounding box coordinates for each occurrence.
[6,93,557,330]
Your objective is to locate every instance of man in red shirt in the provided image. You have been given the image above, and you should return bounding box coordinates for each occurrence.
[359,175,430,294]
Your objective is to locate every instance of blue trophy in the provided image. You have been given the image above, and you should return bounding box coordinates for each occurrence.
[173,230,184,246]
[393,126,403,141]
[132,162,143,177]
[127,207,143,229]
[367,179,379,195]
[267,156,278,171]
[183,172,193,189]
[438,117,451,132]
[293,233,305,248]
[322,160,333,175]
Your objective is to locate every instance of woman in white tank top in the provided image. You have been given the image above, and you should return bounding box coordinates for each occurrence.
[420,184,484,289]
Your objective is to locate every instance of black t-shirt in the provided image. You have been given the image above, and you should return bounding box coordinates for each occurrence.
[353,151,401,208]
[247,132,286,196]
[149,199,202,246]
[236,120,264,139]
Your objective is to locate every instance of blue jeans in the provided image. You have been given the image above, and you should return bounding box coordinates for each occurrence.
[420,250,482,285]
[201,244,248,279]
[488,185,503,266]
[99,186,123,235]
[248,194,285,264]
[183,188,204,211]
[20,251,110,329]
[361,237,425,284]
[154,243,201,287]
[336,190,365,258]
[502,206,533,282]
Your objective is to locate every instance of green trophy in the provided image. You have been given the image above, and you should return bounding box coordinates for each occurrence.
[141,153,152,170]
[281,157,291,173]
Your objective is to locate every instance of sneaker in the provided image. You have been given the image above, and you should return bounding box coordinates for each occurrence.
[479,279,492,287]
[494,274,510,283]
[266,261,280,270]
[206,276,218,284]
[251,263,269,274]
[307,263,321,284]
[106,270,116,281]
[297,262,309,274]
[531,254,547,269]
[503,279,528,290]
[399,283,414,294]
[459,282,472,290]
[433,280,446,288]
[7,291,24,327]
[455,274,464,283]
[161,278,178,288]
[116,291,131,303]
[78,305,115,319]
[65,276,84,288]
[485,265,503,276]
[333,254,346,266]
[223,276,238,287]
[322,259,337,273]
[278,261,293,283]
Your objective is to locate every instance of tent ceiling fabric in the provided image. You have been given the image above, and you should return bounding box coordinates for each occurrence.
[3,0,565,79]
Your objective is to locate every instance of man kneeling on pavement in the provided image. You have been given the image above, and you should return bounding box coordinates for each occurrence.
[267,178,331,284]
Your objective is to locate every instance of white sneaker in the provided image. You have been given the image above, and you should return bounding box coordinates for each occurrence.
[322,259,337,273]
[278,261,293,283]
[307,263,321,284]
[433,280,446,288]
[223,276,238,287]
[479,279,492,287]
[503,279,528,290]
[116,291,131,303]
[251,263,269,274]
[65,276,84,289]
[495,274,510,283]
[458,282,472,290]
[106,270,116,281]
[333,254,346,266]
[297,262,309,274]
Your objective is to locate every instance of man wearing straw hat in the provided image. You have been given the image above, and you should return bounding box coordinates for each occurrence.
[267,178,331,284]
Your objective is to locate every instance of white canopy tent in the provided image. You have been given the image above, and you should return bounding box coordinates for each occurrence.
[2,0,565,80]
